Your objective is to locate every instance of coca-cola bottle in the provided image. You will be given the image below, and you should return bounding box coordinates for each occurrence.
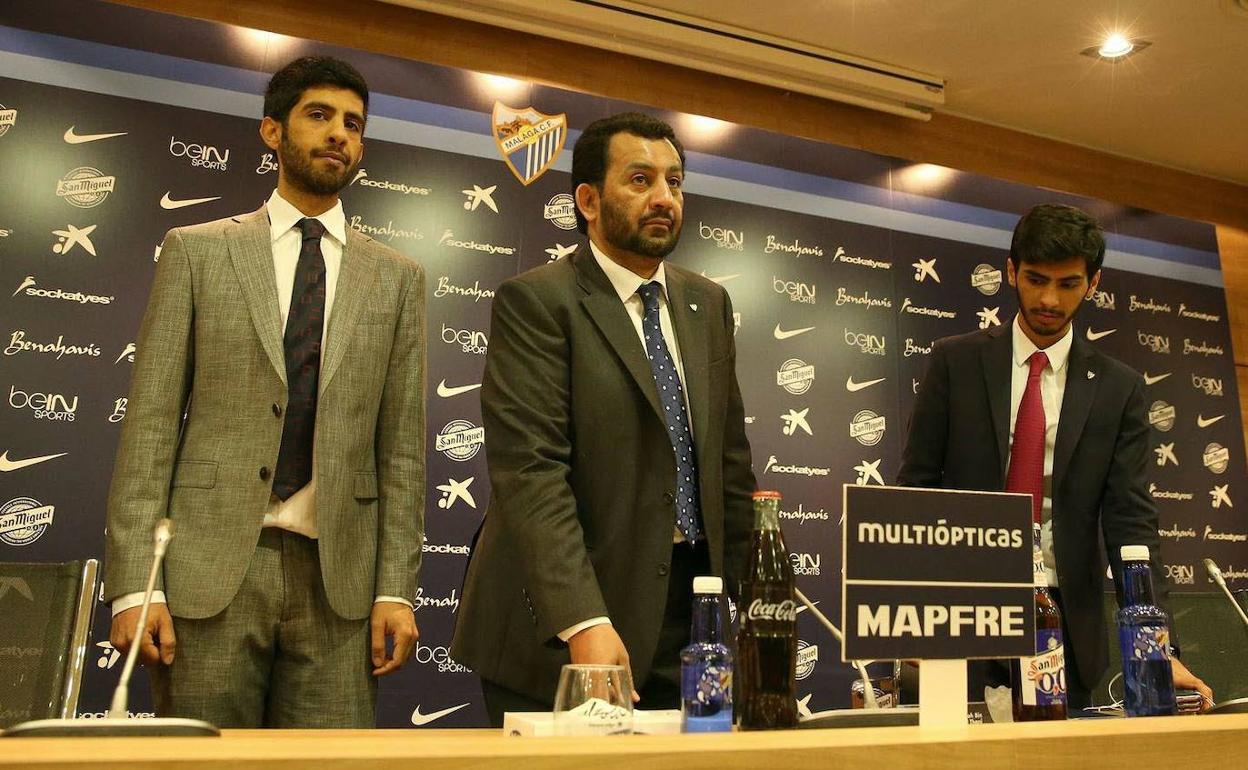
[736,490,798,730]
[1010,522,1068,721]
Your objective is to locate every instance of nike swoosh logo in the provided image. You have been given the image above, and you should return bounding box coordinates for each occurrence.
[63,126,127,144]
[1085,327,1116,341]
[159,193,221,210]
[1143,372,1172,385]
[437,380,482,398]
[846,376,886,392]
[1197,414,1225,428]
[773,324,815,340]
[410,702,469,726]
[0,450,68,472]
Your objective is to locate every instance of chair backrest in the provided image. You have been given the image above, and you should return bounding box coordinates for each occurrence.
[1091,590,1248,706]
[0,559,98,727]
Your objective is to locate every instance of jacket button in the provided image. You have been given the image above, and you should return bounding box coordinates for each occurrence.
[658,564,669,577]
[272,403,282,417]
[662,492,675,505]
[259,466,270,481]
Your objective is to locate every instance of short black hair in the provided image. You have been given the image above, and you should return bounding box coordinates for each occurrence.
[263,56,369,125]
[571,112,685,234]
[1009,203,1105,277]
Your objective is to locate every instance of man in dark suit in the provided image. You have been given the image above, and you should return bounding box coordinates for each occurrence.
[898,203,1210,709]
[106,57,423,727]
[451,113,756,724]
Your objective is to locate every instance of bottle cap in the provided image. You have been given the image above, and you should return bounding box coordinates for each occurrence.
[692,576,723,594]
[752,490,782,500]
[1120,545,1150,561]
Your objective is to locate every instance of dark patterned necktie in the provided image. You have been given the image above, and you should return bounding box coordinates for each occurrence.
[637,281,701,543]
[1006,350,1048,523]
[273,217,326,500]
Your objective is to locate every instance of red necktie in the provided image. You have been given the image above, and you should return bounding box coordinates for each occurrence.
[1006,350,1048,523]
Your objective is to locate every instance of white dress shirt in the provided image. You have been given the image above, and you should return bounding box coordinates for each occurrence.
[115,191,408,613]
[1008,314,1073,587]
[557,241,696,642]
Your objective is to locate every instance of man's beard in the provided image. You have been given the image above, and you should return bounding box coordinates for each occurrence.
[1015,283,1079,339]
[278,132,356,197]
[599,196,680,259]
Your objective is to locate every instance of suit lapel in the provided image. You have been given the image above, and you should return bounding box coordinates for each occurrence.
[575,248,665,424]
[981,324,1013,482]
[1053,334,1099,492]
[320,228,377,394]
[227,206,286,385]
[666,268,710,461]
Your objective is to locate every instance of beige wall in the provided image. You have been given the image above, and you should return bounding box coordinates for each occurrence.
[111,0,1248,454]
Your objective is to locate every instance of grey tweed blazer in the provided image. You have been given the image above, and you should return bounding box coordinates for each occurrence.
[105,205,426,620]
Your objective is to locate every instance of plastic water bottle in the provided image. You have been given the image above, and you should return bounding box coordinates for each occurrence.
[1117,545,1177,716]
[680,575,733,732]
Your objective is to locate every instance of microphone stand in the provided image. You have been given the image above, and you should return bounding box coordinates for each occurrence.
[1204,558,1248,629]
[3,519,218,737]
[794,588,882,709]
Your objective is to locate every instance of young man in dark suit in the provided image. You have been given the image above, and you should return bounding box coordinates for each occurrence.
[452,113,756,725]
[898,203,1210,709]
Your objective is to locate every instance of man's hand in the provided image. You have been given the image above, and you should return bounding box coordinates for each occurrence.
[110,604,176,666]
[371,601,418,676]
[1172,657,1213,710]
[567,623,639,703]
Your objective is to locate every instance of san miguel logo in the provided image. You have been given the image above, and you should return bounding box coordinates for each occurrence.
[491,102,567,185]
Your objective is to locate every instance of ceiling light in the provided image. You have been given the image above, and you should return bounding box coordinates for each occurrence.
[1098,33,1134,58]
[1079,36,1151,62]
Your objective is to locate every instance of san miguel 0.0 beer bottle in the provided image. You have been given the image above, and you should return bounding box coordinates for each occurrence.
[737,490,798,729]
[1011,522,1068,720]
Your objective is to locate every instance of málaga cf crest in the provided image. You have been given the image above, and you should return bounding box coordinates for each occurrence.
[492,102,567,186]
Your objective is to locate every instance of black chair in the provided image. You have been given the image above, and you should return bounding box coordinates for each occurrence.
[0,560,99,727]
[1090,590,1248,707]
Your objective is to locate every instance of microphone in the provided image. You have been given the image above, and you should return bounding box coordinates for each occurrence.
[3,519,217,737]
[794,587,884,709]
[108,518,174,719]
[1203,558,1248,629]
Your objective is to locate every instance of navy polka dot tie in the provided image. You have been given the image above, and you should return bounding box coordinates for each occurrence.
[273,217,326,500]
[637,281,701,543]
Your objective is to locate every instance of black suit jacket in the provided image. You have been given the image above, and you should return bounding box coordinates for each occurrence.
[451,246,756,701]
[898,323,1167,688]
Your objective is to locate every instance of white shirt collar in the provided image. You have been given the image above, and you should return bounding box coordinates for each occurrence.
[266,189,347,247]
[589,239,668,304]
[1012,313,1073,372]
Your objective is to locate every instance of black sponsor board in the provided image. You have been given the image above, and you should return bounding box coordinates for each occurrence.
[841,484,1035,660]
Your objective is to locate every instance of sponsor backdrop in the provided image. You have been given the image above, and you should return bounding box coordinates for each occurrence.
[0,0,1244,727]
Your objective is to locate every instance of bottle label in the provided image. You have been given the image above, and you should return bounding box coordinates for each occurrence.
[745,598,797,623]
[1124,624,1171,662]
[1018,628,1066,706]
[682,662,732,714]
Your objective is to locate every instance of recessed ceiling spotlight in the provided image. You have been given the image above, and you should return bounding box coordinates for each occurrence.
[1079,34,1152,62]
[1099,33,1134,58]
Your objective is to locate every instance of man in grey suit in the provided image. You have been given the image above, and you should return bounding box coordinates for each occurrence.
[451,113,757,725]
[105,57,424,728]
[899,204,1210,708]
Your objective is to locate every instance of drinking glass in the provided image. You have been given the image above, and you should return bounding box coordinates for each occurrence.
[551,664,634,736]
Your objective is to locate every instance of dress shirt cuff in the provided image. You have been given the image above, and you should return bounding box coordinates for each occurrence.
[558,616,611,643]
[375,596,414,609]
[111,591,167,616]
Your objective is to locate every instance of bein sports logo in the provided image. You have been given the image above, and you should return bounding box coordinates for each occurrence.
[441,323,488,355]
[1192,375,1223,397]
[8,386,77,422]
[773,276,815,304]
[169,136,229,171]
[699,221,743,251]
[1137,331,1171,354]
